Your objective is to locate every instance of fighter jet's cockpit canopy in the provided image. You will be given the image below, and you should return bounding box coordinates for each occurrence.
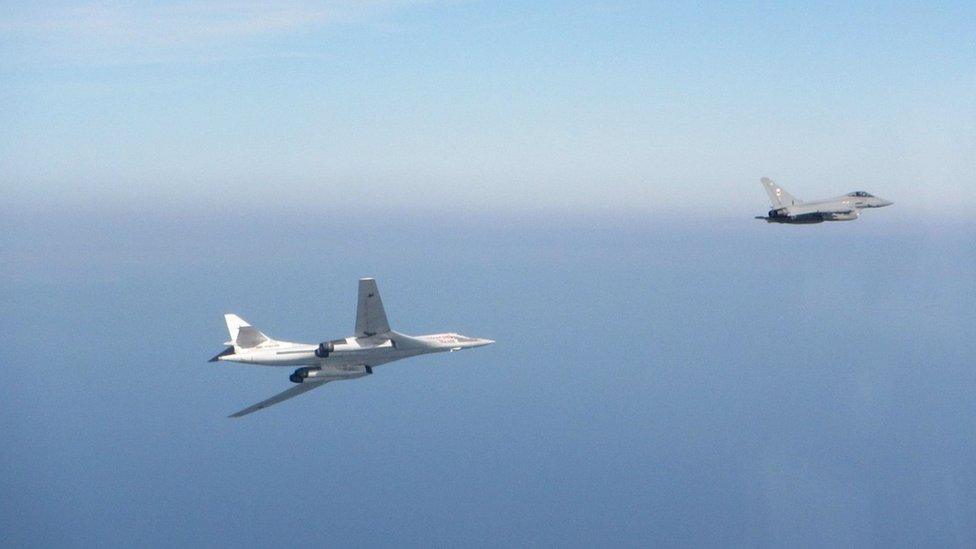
[848,191,874,197]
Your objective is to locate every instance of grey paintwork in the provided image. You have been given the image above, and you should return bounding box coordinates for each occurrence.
[756,177,893,224]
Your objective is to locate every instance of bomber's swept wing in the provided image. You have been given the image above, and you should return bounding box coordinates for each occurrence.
[229,380,333,418]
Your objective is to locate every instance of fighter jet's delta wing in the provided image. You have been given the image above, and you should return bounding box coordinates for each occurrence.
[755,177,892,224]
[212,278,494,417]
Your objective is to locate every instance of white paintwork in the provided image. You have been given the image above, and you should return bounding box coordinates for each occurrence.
[757,177,893,224]
[213,278,493,417]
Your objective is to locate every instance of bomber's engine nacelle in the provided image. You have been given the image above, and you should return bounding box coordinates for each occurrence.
[314,342,334,358]
[290,365,372,383]
[290,367,317,383]
[768,208,789,219]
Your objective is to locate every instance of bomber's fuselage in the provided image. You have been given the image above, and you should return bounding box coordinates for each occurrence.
[216,331,492,372]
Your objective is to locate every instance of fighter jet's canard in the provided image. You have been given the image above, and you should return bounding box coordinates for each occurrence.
[211,279,493,417]
[756,178,892,224]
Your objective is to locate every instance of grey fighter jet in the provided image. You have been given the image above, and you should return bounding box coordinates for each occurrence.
[756,177,892,224]
[211,279,494,417]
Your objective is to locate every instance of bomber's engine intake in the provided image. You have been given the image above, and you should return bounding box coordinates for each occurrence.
[768,208,788,219]
[290,366,319,383]
[314,342,334,358]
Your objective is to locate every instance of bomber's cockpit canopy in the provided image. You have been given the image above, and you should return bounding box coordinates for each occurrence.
[848,191,874,197]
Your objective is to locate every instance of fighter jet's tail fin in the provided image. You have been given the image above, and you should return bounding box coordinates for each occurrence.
[224,313,270,348]
[761,177,802,208]
[355,278,391,338]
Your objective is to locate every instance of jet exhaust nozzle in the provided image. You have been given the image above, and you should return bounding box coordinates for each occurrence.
[314,342,334,358]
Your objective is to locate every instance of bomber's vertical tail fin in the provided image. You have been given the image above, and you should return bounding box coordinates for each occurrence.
[224,314,270,348]
[355,278,391,338]
[761,177,801,208]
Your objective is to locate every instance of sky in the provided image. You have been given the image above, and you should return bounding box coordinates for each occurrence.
[2,2,976,548]
[1,1,974,215]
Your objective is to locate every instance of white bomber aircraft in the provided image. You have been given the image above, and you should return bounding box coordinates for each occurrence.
[211,279,494,417]
[756,177,892,224]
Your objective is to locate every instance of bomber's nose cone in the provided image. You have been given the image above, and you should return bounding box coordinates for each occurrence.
[456,336,494,348]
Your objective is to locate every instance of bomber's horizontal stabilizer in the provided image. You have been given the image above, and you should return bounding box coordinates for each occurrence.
[209,346,235,362]
[224,313,270,348]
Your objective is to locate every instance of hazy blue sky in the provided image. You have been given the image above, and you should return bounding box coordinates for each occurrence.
[1,1,974,215]
[2,2,976,548]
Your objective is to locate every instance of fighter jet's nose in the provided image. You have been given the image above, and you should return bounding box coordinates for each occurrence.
[880,199,894,207]
[477,338,495,346]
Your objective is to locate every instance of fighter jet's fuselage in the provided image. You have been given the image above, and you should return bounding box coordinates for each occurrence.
[757,178,892,224]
